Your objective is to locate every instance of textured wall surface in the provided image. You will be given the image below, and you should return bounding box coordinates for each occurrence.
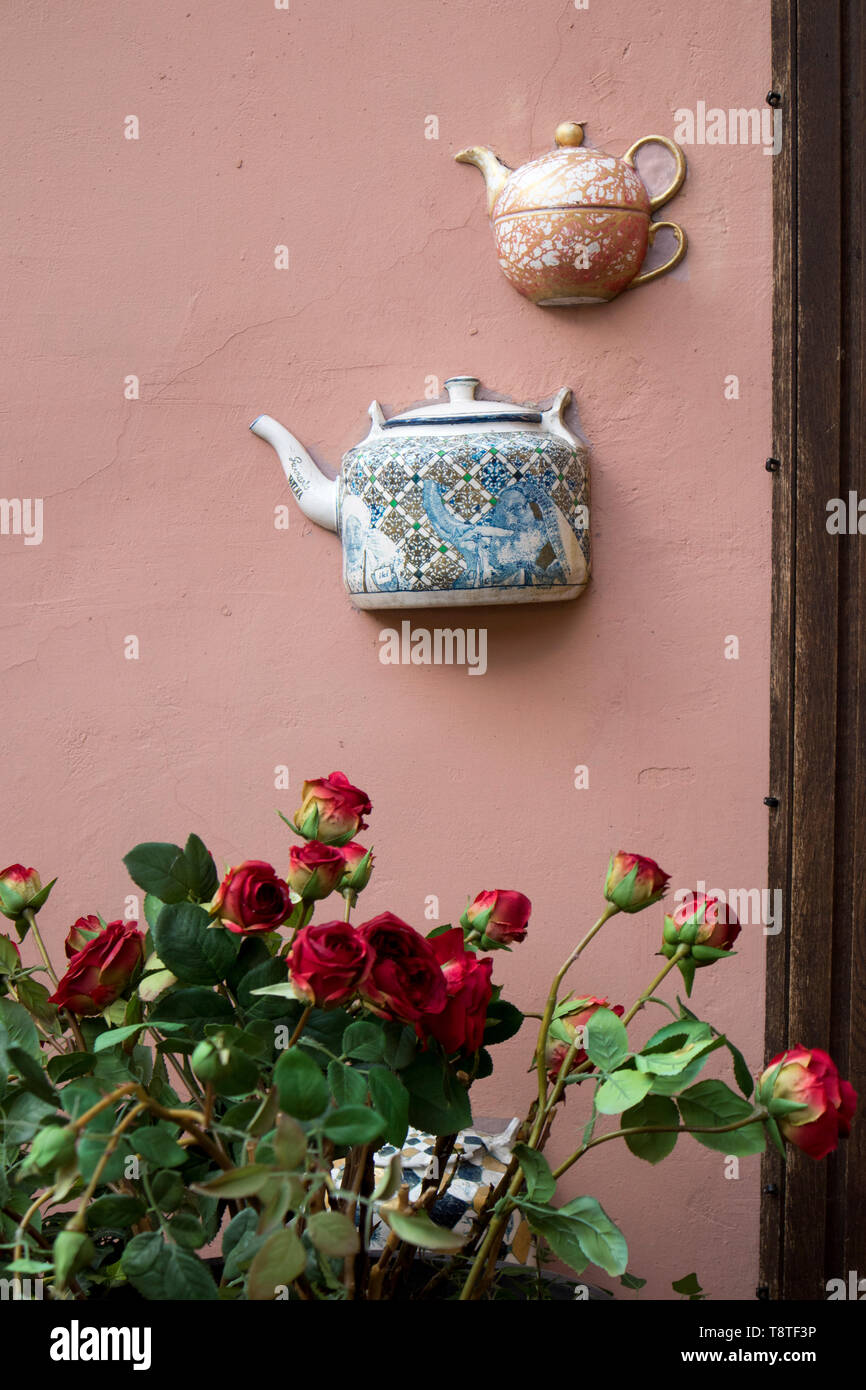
[1,0,771,1297]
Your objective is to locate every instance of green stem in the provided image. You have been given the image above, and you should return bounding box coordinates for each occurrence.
[552,1109,769,1179]
[621,946,689,1026]
[343,891,355,923]
[23,908,58,985]
[532,903,619,1116]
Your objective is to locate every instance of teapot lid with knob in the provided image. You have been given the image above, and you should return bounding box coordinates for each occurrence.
[379,376,545,429]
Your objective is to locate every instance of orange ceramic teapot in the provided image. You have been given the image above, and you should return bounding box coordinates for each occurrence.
[456,121,687,306]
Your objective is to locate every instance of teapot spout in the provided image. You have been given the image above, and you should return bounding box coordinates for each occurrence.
[455,145,512,215]
[249,414,338,533]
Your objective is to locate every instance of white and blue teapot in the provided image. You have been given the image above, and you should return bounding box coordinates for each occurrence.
[251,375,590,609]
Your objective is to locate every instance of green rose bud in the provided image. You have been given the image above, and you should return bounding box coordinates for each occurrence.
[191,1034,261,1097]
[25,1123,77,1176]
[53,1228,95,1291]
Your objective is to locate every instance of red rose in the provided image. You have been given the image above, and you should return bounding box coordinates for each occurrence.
[603,852,670,913]
[663,892,741,954]
[65,915,102,959]
[209,861,292,934]
[288,920,372,1007]
[545,996,625,1080]
[759,1045,857,1160]
[294,772,372,847]
[339,843,374,894]
[357,912,447,1027]
[287,842,346,902]
[0,864,43,921]
[48,920,145,1016]
[462,890,531,947]
[421,928,493,1054]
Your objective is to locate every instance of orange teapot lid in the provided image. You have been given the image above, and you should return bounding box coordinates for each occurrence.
[493,122,651,220]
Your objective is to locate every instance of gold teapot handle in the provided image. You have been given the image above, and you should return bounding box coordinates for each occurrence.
[622,134,686,211]
[628,221,688,289]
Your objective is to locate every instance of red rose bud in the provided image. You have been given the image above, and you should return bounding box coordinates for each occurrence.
[0,864,47,921]
[65,914,102,959]
[660,892,740,995]
[545,996,625,1081]
[293,771,372,847]
[48,920,145,1016]
[603,852,670,914]
[339,842,374,894]
[358,912,447,1028]
[287,841,346,902]
[209,860,292,934]
[421,927,493,1054]
[288,920,373,1007]
[759,1046,857,1160]
[461,890,531,948]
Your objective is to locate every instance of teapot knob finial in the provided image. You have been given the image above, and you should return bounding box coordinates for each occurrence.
[555,121,585,148]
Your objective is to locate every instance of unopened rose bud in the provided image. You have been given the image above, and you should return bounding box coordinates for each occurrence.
[758,1046,857,1160]
[293,772,372,847]
[460,890,531,948]
[339,843,374,894]
[660,892,740,995]
[603,853,670,914]
[0,865,54,921]
[287,841,346,902]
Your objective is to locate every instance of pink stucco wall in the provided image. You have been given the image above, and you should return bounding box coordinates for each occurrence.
[1,1,771,1297]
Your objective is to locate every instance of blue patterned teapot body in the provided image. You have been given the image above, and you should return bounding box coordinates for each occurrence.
[251,376,590,609]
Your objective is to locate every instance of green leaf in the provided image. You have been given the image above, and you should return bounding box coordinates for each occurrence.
[482,1000,524,1046]
[86,1194,146,1229]
[8,1047,59,1104]
[14,976,58,1024]
[307,1211,360,1258]
[368,1067,410,1147]
[143,894,165,931]
[725,1040,755,1098]
[513,1143,556,1203]
[620,1271,648,1290]
[672,1271,705,1299]
[153,986,233,1033]
[327,1059,369,1108]
[584,1007,629,1072]
[123,843,192,904]
[519,1195,628,1277]
[0,998,41,1059]
[151,1169,185,1210]
[382,1207,465,1251]
[621,1094,680,1163]
[167,1211,205,1249]
[677,1081,765,1156]
[132,1126,188,1168]
[382,1022,417,1070]
[183,834,219,902]
[594,1069,654,1115]
[153,903,237,986]
[322,1105,386,1147]
[342,1021,386,1061]
[274,1114,307,1171]
[247,1227,306,1299]
[274,1048,329,1120]
[47,1052,95,1084]
[78,1132,131,1185]
[192,1164,274,1198]
[402,1050,472,1134]
[222,1207,257,1259]
[122,1233,218,1300]
[92,1021,186,1052]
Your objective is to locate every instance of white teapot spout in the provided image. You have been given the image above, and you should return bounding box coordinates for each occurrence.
[250,414,338,533]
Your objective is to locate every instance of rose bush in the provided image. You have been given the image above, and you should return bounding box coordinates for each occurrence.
[0,778,856,1304]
